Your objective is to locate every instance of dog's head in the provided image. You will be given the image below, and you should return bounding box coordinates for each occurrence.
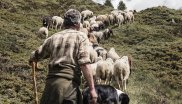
[119,93,130,104]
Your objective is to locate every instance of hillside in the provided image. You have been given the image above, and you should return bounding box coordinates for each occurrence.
[0,0,182,104]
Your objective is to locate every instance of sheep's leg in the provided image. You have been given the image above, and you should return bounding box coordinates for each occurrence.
[56,23,58,30]
[96,77,99,84]
[119,80,122,91]
[109,78,111,85]
[46,34,48,38]
[109,75,113,85]
[105,74,108,84]
[115,77,121,90]
[99,79,101,84]
[104,79,107,84]
[124,80,127,91]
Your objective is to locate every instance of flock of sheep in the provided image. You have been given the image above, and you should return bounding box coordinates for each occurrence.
[37,9,135,104]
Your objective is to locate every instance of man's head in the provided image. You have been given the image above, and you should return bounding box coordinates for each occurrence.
[63,9,81,29]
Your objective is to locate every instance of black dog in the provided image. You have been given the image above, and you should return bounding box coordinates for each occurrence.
[116,89,130,104]
[82,85,129,104]
[82,85,130,104]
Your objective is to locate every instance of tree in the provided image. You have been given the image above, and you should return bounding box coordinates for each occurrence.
[104,0,113,8]
[118,1,126,10]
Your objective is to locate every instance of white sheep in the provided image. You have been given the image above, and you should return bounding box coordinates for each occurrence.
[37,27,48,38]
[81,10,93,21]
[89,16,97,22]
[80,28,89,36]
[90,20,97,26]
[107,47,120,62]
[93,45,107,60]
[80,23,83,29]
[96,20,105,30]
[89,43,98,63]
[88,32,98,44]
[91,29,113,43]
[114,56,132,91]
[96,14,110,26]
[91,31,104,43]
[123,11,134,23]
[90,23,99,31]
[52,16,64,30]
[108,14,115,25]
[116,14,125,27]
[83,20,90,28]
[90,56,103,82]
[96,58,114,85]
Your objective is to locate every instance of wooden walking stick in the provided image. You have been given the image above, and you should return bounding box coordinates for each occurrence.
[32,62,39,104]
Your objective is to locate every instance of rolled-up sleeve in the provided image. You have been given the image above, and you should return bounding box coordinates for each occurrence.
[77,35,91,65]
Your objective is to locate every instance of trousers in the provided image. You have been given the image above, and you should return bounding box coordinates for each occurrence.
[40,77,82,104]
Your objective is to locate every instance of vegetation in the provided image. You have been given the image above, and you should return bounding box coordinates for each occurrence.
[104,0,114,8]
[0,0,182,103]
[118,0,126,10]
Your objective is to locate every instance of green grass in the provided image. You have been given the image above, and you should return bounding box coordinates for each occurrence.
[0,0,182,103]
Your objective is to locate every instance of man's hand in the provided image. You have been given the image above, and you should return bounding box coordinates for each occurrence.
[29,58,37,66]
[89,89,97,104]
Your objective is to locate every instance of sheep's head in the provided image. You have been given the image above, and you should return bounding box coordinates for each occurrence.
[88,33,98,45]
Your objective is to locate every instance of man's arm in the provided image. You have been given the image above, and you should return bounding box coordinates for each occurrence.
[80,64,97,104]
[29,37,52,64]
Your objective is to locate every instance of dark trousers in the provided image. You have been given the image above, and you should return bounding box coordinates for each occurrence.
[40,77,82,104]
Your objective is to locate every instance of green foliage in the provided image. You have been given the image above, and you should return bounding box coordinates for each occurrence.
[117,0,126,10]
[104,0,114,8]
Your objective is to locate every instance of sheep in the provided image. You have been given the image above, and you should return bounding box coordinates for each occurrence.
[116,14,125,27]
[89,42,98,63]
[81,10,93,22]
[37,27,48,39]
[52,16,64,30]
[90,31,104,43]
[90,56,103,83]
[91,29,113,43]
[107,47,120,62]
[96,20,105,30]
[89,19,97,26]
[108,14,115,25]
[83,20,90,28]
[42,16,53,29]
[104,28,114,39]
[80,27,89,36]
[96,14,110,26]
[88,32,98,44]
[89,16,96,22]
[123,11,134,23]
[80,23,83,29]
[93,45,107,60]
[111,10,126,25]
[95,58,114,85]
[105,58,114,85]
[90,23,100,31]
[113,56,132,91]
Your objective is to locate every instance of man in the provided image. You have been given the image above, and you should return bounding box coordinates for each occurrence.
[29,9,97,104]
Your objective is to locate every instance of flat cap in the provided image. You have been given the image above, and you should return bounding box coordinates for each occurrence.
[64,9,81,25]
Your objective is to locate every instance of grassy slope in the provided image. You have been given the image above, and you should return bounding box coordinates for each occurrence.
[0,0,182,103]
